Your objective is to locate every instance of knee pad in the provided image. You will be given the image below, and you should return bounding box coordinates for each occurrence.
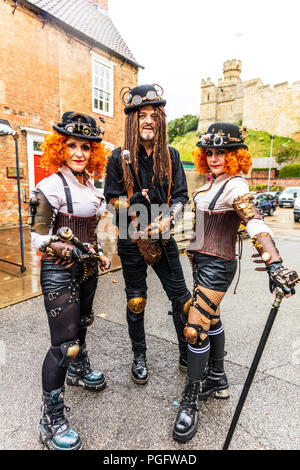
[127,297,147,315]
[184,322,209,347]
[55,340,80,368]
[182,297,192,317]
[80,311,95,328]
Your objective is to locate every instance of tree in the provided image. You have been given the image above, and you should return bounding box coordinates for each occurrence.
[167,114,198,143]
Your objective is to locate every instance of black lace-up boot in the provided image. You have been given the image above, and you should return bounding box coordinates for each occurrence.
[39,386,82,450]
[198,356,229,400]
[131,352,148,384]
[66,344,106,392]
[173,378,200,442]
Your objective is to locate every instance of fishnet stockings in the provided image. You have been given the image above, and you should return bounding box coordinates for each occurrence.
[188,284,225,341]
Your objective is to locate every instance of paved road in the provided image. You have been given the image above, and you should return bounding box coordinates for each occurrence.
[0,222,299,450]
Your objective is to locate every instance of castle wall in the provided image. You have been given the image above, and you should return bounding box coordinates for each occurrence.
[198,61,300,141]
[243,81,300,142]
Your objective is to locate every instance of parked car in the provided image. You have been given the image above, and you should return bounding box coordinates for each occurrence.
[294,196,300,222]
[258,192,277,210]
[254,193,276,216]
[267,190,282,204]
[278,187,300,207]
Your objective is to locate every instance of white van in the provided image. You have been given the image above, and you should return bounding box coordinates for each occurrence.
[278,187,300,207]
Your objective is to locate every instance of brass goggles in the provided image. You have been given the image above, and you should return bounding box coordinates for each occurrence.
[64,121,99,137]
[125,90,160,106]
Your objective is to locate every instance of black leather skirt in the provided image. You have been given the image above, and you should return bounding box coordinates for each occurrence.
[189,252,237,292]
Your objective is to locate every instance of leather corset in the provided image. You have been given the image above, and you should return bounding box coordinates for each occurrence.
[189,209,241,260]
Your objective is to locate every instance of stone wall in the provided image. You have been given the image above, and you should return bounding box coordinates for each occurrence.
[198,60,300,142]
[243,81,300,142]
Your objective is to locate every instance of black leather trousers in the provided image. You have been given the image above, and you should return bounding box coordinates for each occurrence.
[40,259,97,391]
[117,236,191,354]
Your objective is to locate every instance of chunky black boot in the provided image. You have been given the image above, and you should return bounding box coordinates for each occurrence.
[131,352,148,384]
[39,387,82,450]
[66,344,106,392]
[173,378,200,443]
[198,357,229,400]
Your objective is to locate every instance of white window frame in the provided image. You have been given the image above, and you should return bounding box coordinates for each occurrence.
[91,51,114,118]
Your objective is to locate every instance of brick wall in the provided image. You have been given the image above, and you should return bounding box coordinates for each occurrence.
[247,177,300,190]
[0,0,138,226]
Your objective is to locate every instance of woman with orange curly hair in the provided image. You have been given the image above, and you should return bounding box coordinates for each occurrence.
[30,112,111,450]
[173,122,297,443]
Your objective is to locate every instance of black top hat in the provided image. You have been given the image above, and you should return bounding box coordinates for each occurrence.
[53,112,104,141]
[121,84,166,115]
[196,122,248,149]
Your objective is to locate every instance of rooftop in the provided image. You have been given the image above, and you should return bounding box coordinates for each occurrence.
[21,0,142,68]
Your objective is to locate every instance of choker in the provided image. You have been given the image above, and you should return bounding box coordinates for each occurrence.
[72,171,86,176]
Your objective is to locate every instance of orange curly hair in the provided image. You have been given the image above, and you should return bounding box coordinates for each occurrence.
[193,147,252,176]
[40,132,110,179]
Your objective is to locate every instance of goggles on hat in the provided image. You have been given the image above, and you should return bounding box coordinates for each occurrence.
[64,120,100,137]
[199,134,225,146]
[125,90,160,106]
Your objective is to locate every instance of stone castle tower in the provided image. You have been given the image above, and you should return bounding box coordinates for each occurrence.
[198,60,300,142]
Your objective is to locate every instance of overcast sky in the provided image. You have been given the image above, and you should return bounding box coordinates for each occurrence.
[109,0,300,121]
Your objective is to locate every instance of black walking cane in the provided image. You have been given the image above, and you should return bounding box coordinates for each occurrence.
[122,150,174,275]
[223,276,299,450]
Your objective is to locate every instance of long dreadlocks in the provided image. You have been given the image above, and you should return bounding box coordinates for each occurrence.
[121,105,171,192]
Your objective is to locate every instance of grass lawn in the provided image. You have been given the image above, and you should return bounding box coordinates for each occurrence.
[171,129,300,162]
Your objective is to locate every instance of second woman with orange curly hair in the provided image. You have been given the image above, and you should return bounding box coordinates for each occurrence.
[30,112,111,450]
[172,122,297,443]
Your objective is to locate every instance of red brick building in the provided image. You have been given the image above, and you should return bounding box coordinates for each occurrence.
[0,0,141,226]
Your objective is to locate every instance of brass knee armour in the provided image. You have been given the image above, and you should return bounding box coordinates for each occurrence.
[127,297,147,314]
[58,340,80,367]
[184,323,209,347]
[183,298,192,317]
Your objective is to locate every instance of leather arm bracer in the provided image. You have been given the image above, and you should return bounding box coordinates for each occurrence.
[251,232,282,266]
[40,239,76,261]
[232,193,263,225]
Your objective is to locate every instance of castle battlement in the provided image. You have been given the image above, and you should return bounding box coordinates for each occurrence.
[223,59,242,73]
[201,77,216,88]
[198,60,300,142]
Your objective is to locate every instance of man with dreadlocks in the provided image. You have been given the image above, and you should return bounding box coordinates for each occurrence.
[104,84,191,384]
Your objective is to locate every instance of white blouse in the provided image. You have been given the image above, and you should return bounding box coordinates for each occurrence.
[31,165,106,250]
[192,173,273,239]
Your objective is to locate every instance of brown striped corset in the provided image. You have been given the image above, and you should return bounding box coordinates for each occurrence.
[191,210,241,260]
[53,212,98,246]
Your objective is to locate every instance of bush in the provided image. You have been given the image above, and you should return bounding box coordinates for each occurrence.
[274,142,300,164]
[279,163,300,177]
[184,117,199,134]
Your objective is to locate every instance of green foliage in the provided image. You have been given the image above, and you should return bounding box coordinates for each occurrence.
[171,132,199,161]
[184,117,199,134]
[279,163,300,177]
[167,114,198,143]
[169,123,300,165]
[254,184,283,191]
[274,141,300,164]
